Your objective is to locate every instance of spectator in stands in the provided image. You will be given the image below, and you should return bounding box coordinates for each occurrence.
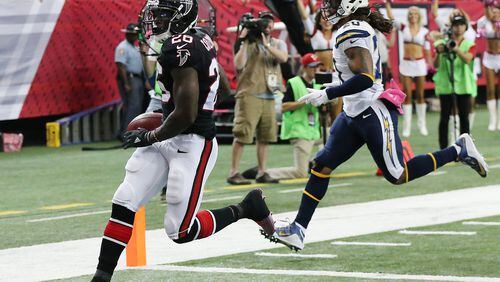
[228,12,288,185]
[477,1,500,131]
[376,28,396,86]
[266,53,324,180]
[433,15,476,149]
[386,2,433,138]
[115,23,145,139]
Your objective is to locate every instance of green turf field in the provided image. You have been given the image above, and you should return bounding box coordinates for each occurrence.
[1,109,500,281]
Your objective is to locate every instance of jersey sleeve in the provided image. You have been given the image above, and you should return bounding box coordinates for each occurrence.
[115,44,127,64]
[334,23,373,53]
[158,35,202,72]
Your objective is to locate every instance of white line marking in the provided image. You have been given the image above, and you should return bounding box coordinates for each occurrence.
[202,196,241,203]
[278,188,304,193]
[279,183,352,194]
[142,265,500,282]
[254,252,337,259]
[399,230,476,236]
[331,241,411,247]
[5,185,500,281]
[26,210,111,223]
[489,164,500,169]
[328,183,353,188]
[429,171,447,176]
[463,221,500,226]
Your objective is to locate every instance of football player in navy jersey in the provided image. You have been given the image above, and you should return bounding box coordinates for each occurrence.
[266,0,489,252]
[91,1,274,281]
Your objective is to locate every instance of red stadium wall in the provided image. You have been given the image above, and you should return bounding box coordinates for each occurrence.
[19,0,145,119]
[18,0,489,120]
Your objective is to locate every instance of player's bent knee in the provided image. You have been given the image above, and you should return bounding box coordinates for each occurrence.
[112,181,138,211]
[165,186,183,205]
[311,162,332,177]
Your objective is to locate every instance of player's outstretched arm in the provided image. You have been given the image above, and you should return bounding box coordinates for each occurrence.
[299,47,375,106]
[153,67,199,141]
[324,47,374,99]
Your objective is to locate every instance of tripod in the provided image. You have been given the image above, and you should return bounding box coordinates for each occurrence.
[445,50,459,141]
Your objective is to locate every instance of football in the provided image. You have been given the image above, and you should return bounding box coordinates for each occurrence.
[126,112,163,131]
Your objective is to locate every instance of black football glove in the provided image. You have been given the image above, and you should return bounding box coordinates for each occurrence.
[122,128,153,149]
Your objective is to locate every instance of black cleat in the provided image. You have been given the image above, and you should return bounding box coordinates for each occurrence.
[91,270,112,282]
[238,188,275,236]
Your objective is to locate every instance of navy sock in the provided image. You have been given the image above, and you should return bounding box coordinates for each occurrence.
[294,171,330,228]
[406,146,458,182]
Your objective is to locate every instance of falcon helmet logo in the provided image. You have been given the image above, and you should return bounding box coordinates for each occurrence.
[177,49,191,66]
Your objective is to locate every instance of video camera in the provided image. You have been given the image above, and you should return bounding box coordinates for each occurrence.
[440,28,457,54]
[238,12,271,43]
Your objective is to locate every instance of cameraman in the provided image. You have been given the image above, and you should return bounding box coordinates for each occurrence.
[228,12,288,185]
[433,15,476,149]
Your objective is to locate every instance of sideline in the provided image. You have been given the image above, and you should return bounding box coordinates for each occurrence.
[143,265,500,282]
[1,185,500,281]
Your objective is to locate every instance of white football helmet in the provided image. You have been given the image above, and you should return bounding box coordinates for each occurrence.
[320,0,369,25]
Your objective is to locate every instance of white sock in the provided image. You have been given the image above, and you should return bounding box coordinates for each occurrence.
[295,222,306,232]
[469,112,475,130]
[487,100,497,129]
[497,99,500,126]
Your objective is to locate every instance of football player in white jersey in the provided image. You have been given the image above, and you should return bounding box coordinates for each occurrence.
[266,0,489,251]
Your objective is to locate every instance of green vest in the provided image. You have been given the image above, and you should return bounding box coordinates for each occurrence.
[432,39,477,97]
[280,76,322,141]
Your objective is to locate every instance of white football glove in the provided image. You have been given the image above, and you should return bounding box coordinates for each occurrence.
[298,88,329,107]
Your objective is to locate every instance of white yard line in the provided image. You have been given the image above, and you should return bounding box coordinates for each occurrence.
[463,221,500,226]
[254,252,337,259]
[202,196,241,203]
[279,183,352,193]
[142,265,500,282]
[26,210,110,223]
[328,183,352,188]
[488,164,500,169]
[2,185,500,281]
[399,230,476,236]
[429,171,448,176]
[331,241,411,247]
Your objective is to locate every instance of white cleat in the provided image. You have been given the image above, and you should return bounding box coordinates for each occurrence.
[268,221,305,251]
[455,134,488,178]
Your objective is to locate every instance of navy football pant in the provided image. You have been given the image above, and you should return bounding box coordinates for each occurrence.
[316,100,404,183]
[294,100,458,228]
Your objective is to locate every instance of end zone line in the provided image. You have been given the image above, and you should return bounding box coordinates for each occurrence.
[399,230,476,236]
[254,252,337,259]
[142,265,500,282]
[463,221,500,226]
[26,210,111,223]
[332,241,411,247]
